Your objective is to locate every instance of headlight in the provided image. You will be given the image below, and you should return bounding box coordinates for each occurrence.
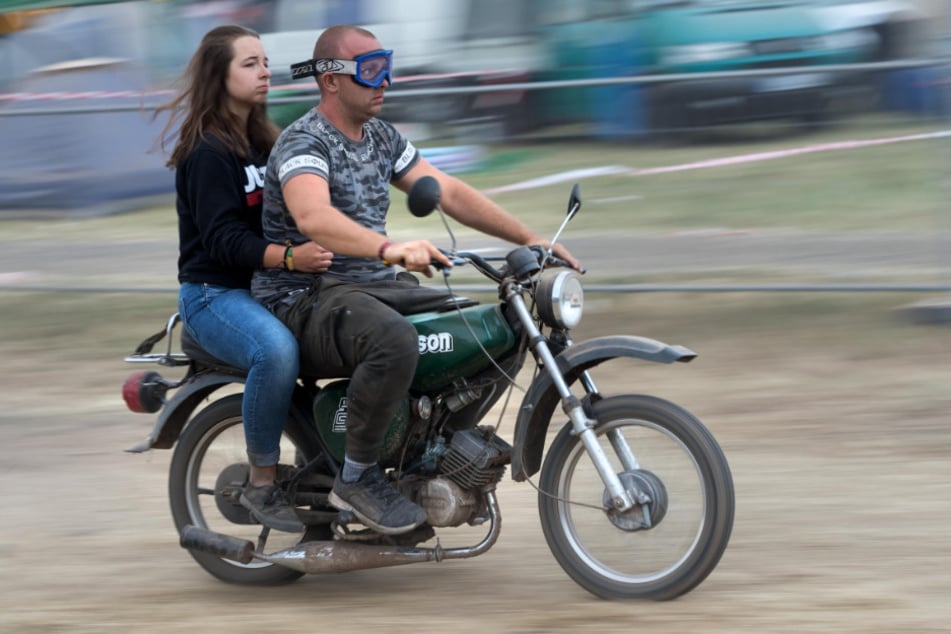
[536,270,584,330]
[660,42,753,66]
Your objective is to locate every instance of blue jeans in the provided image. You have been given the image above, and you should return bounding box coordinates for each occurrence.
[178,282,299,467]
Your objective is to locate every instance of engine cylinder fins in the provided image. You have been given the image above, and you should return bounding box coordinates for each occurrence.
[439,427,512,489]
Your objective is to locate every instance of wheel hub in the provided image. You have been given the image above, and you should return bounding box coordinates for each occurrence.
[214,463,255,525]
[603,469,668,531]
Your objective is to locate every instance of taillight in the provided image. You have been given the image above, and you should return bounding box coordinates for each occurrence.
[122,371,167,414]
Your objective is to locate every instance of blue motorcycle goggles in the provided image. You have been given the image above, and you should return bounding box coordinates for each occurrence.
[290,49,393,88]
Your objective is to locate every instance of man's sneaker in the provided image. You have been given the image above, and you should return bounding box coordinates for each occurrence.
[328,465,427,535]
[239,483,305,533]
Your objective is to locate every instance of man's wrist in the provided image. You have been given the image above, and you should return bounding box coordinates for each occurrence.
[378,239,394,266]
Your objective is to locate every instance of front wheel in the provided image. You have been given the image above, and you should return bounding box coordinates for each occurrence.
[538,394,734,600]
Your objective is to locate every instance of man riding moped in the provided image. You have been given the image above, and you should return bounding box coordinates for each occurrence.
[250,24,580,536]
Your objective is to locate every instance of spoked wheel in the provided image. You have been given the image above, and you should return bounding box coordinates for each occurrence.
[169,394,331,585]
[538,394,734,600]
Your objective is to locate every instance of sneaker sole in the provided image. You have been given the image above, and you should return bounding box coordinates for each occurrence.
[238,494,305,533]
[328,490,424,536]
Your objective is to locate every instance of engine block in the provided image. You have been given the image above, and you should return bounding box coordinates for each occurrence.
[439,427,512,490]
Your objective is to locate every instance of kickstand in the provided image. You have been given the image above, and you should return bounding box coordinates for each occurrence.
[256,526,271,551]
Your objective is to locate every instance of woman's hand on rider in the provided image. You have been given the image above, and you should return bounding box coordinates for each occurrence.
[290,241,334,273]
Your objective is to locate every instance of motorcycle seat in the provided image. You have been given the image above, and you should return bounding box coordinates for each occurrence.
[429,295,479,312]
[176,294,479,374]
[180,328,247,376]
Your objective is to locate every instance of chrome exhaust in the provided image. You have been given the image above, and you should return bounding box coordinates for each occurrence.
[255,540,436,573]
[181,491,502,574]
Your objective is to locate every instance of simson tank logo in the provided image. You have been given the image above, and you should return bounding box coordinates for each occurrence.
[333,397,348,433]
[418,332,453,354]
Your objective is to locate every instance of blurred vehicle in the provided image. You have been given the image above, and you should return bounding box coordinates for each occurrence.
[434,0,930,139]
[0,2,179,215]
[0,0,935,216]
[633,0,927,136]
[260,0,477,128]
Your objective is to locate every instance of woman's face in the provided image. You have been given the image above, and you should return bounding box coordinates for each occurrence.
[225,35,271,115]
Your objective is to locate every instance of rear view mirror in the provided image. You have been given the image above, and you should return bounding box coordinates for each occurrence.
[408,176,441,217]
[566,184,581,221]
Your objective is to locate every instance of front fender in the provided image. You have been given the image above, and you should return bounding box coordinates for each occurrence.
[511,335,696,481]
[125,372,245,452]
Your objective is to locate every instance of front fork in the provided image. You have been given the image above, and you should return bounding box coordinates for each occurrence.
[507,288,636,512]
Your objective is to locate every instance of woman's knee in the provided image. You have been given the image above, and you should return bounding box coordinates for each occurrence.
[253,327,300,377]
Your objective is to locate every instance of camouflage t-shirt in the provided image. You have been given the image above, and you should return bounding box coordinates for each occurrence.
[251,108,419,310]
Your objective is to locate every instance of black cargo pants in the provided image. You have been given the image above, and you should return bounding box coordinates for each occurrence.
[275,277,453,464]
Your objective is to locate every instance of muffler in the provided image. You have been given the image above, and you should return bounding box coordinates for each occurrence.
[180,524,255,563]
[180,524,436,573]
[180,491,502,574]
[256,540,438,573]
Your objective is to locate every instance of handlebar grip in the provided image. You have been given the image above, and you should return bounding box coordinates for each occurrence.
[429,247,462,271]
[546,254,585,274]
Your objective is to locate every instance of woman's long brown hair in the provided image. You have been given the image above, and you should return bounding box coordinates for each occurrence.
[156,24,279,168]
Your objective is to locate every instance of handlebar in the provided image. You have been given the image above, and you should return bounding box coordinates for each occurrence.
[434,246,576,283]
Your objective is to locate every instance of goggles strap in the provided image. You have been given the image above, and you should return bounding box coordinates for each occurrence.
[291,58,358,81]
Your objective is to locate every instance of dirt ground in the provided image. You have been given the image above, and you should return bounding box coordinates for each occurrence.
[0,293,949,634]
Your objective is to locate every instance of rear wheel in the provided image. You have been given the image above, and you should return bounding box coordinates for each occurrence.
[169,394,330,585]
[538,394,734,600]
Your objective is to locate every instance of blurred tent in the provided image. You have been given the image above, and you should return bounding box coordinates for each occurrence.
[0,1,176,216]
[0,0,126,12]
[0,57,173,216]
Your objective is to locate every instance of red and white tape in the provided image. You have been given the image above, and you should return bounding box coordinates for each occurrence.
[0,90,174,102]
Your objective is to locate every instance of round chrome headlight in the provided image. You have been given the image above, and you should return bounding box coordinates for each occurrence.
[537,270,584,329]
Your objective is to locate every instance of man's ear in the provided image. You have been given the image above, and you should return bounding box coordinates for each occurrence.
[320,73,338,94]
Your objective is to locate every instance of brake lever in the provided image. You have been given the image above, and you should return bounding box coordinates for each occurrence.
[528,245,571,272]
[548,254,583,272]
[430,248,466,272]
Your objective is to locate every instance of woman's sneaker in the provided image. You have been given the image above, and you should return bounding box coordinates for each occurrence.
[328,465,427,535]
[239,483,305,533]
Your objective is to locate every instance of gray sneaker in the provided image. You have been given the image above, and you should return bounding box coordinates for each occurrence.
[239,483,305,533]
[328,465,427,535]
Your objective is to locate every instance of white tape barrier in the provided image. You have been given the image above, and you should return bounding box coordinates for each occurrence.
[484,130,951,195]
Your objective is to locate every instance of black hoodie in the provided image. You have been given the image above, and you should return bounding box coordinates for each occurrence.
[176,135,269,288]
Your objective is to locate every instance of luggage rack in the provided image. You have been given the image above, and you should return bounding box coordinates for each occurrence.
[123,313,191,367]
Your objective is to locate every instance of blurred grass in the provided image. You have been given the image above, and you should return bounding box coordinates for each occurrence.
[0,292,175,362]
[0,113,947,355]
[0,113,946,244]
[445,114,949,235]
[0,289,940,363]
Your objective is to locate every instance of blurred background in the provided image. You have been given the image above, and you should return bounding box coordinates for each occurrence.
[1,4,950,631]
[0,0,948,215]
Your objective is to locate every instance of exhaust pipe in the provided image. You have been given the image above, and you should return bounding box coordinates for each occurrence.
[180,525,435,573]
[181,491,502,574]
[180,525,255,564]
[257,540,437,573]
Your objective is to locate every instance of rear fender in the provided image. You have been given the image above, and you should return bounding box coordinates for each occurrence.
[511,335,696,481]
[125,372,244,452]
[125,373,320,455]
